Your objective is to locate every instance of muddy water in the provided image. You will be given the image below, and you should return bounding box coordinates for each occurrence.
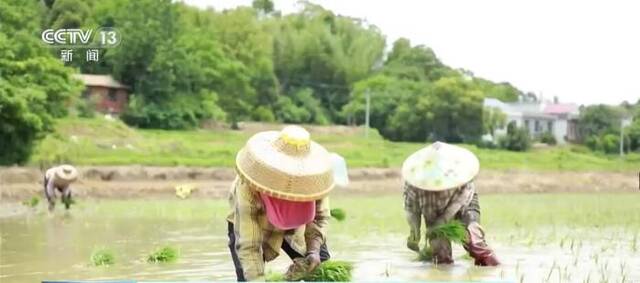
[1,199,639,283]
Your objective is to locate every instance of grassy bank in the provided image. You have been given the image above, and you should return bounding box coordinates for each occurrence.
[30,117,640,171]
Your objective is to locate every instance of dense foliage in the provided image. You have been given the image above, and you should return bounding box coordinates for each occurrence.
[33,0,522,137]
[0,0,82,165]
[4,0,635,165]
[578,102,640,153]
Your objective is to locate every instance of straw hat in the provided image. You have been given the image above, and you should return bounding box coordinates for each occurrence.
[235,125,334,202]
[402,142,479,191]
[54,164,79,182]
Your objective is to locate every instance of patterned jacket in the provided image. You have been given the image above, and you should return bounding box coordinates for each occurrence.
[226,176,330,281]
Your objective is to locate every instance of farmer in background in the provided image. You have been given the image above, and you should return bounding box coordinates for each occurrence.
[402,142,500,266]
[44,164,79,212]
[227,125,334,281]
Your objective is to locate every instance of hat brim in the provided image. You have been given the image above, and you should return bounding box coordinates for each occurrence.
[55,165,78,182]
[402,143,479,191]
[235,131,334,202]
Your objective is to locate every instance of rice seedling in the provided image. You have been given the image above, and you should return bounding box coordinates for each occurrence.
[90,248,115,266]
[413,221,467,262]
[22,196,40,208]
[545,260,557,282]
[426,220,467,244]
[265,271,286,282]
[383,262,391,277]
[570,238,575,252]
[147,246,179,263]
[330,208,346,221]
[266,259,353,282]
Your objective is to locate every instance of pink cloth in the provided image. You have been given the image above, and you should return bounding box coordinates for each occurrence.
[260,193,316,230]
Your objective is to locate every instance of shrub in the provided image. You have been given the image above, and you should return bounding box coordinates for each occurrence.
[600,134,620,154]
[76,95,99,118]
[252,106,276,122]
[539,131,557,145]
[498,121,531,151]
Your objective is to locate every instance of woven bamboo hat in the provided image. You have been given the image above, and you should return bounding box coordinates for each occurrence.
[235,125,335,201]
[402,142,479,191]
[55,164,79,182]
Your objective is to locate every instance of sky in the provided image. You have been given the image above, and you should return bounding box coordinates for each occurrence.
[186,0,640,106]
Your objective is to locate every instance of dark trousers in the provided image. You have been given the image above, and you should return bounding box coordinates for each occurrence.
[43,177,72,211]
[227,222,330,281]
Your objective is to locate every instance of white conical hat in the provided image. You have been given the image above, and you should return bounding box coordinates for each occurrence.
[401,142,479,191]
[55,164,79,182]
[235,125,335,201]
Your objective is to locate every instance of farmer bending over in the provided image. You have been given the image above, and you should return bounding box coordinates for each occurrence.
[402,142,500,266]
[44,164,79,211]
[227,126,334,281]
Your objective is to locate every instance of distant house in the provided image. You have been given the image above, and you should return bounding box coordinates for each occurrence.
[74,74,130,115]
[484,98,580,144]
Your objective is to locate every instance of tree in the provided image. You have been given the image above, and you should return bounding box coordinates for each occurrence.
[383,38,454,82]
[428,76,484,142]
[578,105,622,138]
[0,0,82,165]
[210,7,279,119]
[272,2,385,122]
[252,0,274,15]
[473,79,521,102]
[95,0,252,129]
[46,0,91,29]
[625,119,640,151]
[483,107,507,138]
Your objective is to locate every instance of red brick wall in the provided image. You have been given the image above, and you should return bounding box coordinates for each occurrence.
[86,86,128,114]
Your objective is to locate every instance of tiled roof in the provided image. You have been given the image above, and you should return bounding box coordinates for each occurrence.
[544,103,579,114]
[73,74,129,89]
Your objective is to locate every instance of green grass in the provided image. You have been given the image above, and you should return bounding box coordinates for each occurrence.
[90,248,115,266]
[147,246,179,263]
[30,117,640,171]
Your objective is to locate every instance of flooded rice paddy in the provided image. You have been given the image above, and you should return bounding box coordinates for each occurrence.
[1,193,639,282]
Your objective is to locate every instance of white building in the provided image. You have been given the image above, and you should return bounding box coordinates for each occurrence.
[484,98,580,144]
